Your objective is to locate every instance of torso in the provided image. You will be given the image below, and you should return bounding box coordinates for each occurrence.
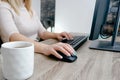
[0,2,44,41]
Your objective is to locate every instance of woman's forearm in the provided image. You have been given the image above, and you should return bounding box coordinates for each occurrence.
[9,33,74,59]
[39,31,73,41]
[39,31,58,40]
[9,33,48,53]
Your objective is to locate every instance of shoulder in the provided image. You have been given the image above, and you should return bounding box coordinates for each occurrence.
[0,1,16,17]
[0,1,12,10]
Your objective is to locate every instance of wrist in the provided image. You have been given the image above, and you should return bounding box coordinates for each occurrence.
[54,33,59,39]
[36,42,49,54]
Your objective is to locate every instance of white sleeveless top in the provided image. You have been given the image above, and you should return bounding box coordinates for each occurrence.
[0,2,46,42]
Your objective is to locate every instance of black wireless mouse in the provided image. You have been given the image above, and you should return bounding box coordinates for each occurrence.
[58,51,77,62]
[49,51,77,62]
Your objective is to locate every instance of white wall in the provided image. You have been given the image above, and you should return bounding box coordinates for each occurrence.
[55,0,96,34]
[32,0,41,18]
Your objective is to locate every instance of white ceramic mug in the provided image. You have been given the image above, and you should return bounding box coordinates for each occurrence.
[1,41,34,80]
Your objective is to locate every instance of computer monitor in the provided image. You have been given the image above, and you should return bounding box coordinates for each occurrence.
[89,0,120,52]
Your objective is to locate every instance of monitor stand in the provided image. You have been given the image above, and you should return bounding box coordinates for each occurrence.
[90,40,120,52]
[89,1,120,52]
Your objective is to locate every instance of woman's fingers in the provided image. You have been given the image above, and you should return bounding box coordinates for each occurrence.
[51,49,63,59]
[61,32,73,40]
[54,45,71,56]
[63,43,74,55]
[45,42,74,59]
[54,43,74,56]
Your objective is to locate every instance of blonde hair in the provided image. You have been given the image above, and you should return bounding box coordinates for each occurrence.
[2,0,33,16]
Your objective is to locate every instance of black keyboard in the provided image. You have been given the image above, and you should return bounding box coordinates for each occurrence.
[61,36,88,50]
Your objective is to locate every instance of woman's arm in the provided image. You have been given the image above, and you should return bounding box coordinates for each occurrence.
[10,33,74,59]
[39,31,73,41]
[10,33,48,53]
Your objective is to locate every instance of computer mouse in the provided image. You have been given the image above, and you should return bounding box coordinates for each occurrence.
[49,51,77,62]
[58,51,77,62]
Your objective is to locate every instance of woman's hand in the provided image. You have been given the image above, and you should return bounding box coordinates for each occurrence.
[42,42,74,59]
[56,32,73,41]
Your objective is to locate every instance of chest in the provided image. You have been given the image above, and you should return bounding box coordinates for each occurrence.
[13,8,39,36]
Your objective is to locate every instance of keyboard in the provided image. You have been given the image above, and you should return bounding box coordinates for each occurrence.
[61,36,88,50]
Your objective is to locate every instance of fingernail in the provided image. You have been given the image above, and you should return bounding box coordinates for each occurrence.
[73,51,77,55]
[73,52,76,55]
[60,56,63,59]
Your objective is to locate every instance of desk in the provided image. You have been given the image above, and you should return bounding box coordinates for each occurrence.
[0,35,120,80]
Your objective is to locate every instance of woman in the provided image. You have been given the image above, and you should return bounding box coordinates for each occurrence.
[0,0,74,59]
